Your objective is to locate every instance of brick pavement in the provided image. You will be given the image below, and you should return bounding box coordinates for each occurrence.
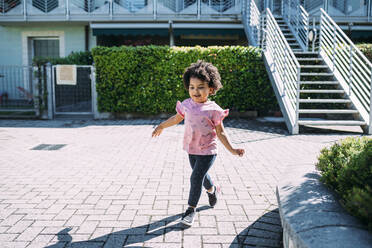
[0,118,365,248]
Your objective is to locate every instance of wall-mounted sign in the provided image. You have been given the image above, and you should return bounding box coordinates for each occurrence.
[56,65,77,85]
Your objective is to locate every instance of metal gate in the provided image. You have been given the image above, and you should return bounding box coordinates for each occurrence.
[52,65,95,116]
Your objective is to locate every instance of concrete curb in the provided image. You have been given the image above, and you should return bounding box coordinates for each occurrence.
[276,169,372,248]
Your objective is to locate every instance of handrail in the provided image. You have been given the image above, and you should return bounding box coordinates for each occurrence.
[243,0,261,47]
[265,8,301,126]
[319,8,371,130]
[0,0,243,18]
[282,0,309,51]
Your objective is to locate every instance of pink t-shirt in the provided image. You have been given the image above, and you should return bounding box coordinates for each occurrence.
[176,98,229,155]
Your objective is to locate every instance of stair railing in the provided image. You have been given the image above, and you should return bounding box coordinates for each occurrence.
[243,0,261,47]
[319,8,372,133]
[265,8,301,132]
[282,0,309,51]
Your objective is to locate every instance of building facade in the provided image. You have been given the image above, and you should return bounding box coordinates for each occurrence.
[0,0,246,66]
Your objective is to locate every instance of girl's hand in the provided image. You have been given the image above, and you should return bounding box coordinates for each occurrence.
[152,125,164,137]
[232,148,245,157]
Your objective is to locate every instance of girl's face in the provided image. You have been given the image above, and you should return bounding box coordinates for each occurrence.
[189,77,213,103]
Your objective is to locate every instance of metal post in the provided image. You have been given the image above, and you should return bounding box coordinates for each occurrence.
[33,66,40,117]
[154,0,157,20]
[283,46,287,96]
[91,65,99,119]
[319,11,323,55]
[332,24,336,72]
[312,17,316,52]
[197,0,201,19]
[66,0,70,20]
[109,0,113,20]
[369,0,371,22]
[369,65,372,134]
[294,67,300,134]
[46,63,53,120]
[272,21,277,71]
[296,3,299,38]
[169,20,174,47]
[348,45,353,96]
[281,0,284,16]
[23,0,27,20]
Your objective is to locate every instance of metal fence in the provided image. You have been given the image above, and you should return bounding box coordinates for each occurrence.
[282,0,309,51]
[0,0,242,19]
[243,0,262,47]
[265,8,301,133]
[319,8,372,133]
[0,65,37,112]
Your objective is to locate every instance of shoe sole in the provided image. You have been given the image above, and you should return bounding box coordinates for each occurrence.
[180,218,193,226]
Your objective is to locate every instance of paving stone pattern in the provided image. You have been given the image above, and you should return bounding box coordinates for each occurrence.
[0,119,365,248]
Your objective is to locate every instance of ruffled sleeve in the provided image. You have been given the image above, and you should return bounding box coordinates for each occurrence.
[175,101,185,118]
[212,109,229,126]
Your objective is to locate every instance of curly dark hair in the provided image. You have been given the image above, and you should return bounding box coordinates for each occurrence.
[183,60,222,95]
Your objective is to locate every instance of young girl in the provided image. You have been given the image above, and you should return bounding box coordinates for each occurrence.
[152,60,244,226]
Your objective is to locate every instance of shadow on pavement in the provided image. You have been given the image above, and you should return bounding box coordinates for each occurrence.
[45,206,212,248]
[230,208,283,248]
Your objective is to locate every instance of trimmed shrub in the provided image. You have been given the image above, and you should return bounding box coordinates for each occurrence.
[33,51,93,66]
[357,44,372,62]
[92,45,277,115]
[316,137,372,229]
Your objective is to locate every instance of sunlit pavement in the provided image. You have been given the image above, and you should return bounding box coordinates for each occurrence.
[0,118,364,248]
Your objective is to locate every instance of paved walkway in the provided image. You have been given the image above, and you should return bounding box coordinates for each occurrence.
[0,118,365,248]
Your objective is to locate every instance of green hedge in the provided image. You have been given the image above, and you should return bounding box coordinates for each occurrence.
[92,45,277,115]
[33,51,93,66]
[357,44,372,62]
[316,137,372,230]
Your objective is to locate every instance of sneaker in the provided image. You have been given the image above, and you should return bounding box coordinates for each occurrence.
[207,185,220,207]
[181,207,195,226]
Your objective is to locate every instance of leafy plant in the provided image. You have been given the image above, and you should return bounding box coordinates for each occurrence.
[92,45,278,115]
[316,137,372,230]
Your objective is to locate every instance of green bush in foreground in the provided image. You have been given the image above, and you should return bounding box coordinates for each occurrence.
[316,137,372,229]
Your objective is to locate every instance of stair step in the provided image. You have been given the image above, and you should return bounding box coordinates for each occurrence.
[300,81,339,85]
[299,99,351,103]
[295,52,318,55]
[300,90,344,93]
[300,65,328,68]
[299,109,359,114]
[301,72,333,76]
[297,58,323,61]
[298,120,366,126]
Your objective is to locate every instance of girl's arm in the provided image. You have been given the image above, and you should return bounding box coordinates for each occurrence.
[152,113,184,137]
[216,122,245,156]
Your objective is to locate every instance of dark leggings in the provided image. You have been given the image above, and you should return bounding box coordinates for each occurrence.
[188,154,216,207]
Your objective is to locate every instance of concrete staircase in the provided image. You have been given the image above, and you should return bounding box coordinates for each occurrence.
[274,16,367,130]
